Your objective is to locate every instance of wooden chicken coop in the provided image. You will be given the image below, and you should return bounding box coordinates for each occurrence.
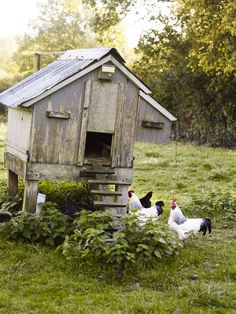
[0,48,176,214]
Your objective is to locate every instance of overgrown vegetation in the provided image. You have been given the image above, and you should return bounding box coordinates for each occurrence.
[61,210,181,269]
[0,186,181,268]
[0,134,236,311]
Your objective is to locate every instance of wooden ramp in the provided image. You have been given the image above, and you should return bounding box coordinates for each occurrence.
[84,166,129,216]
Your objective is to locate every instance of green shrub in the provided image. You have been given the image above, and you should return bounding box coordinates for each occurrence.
[0,202,74,246]
[0,180,93,214]
[61,210,182,269]
[39,181,93,210]
[0,193,23,215]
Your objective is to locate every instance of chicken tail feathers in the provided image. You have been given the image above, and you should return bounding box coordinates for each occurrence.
[200,218,212,235]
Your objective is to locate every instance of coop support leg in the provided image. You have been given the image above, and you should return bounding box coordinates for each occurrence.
[115,185,129,217]
[7,169,18,197]
[22,180,39,213]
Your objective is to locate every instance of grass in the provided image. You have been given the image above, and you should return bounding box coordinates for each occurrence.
[0,124,236,313]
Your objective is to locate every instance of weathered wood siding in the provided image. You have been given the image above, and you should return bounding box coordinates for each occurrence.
[88,81,118,133]
[30,65,139,168]
[30,72,97,164]
[111,69,139,168]
[6,108,32,161]
[136,96,172,144]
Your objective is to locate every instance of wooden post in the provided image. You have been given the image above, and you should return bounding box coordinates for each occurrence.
[77,80,91,166]
[22,180,39,213]
[34,53,41,72]
[114,184,129,217]
[7,169,18,197]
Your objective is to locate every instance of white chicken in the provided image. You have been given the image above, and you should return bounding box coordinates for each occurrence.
[168,199,212,240]
[128,190,143,209]
[128,190,164,223]
[137,201,164,223]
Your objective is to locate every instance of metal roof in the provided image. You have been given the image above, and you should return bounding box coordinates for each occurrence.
[0,48,126,108]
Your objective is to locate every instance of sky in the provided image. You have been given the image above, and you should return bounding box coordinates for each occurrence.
[0,0,44,37]
[0,0,171,47]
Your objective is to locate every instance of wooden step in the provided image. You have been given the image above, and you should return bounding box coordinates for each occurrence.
[88,179,129,185]
[94,201,127,208]
[84,168,115,174]
[90,190,122,196]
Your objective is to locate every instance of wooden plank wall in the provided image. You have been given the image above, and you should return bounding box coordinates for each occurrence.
[136,97,172,144]
[6,108,32,161]
[112,69,139,168]
[30,66,140,169]
[30,72,97,164]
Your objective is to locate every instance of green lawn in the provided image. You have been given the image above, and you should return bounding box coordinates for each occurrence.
[0,123,236,314]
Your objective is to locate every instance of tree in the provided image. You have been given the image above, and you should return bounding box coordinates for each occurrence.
[9,0,99,79]
[6,0,130,80]
[133,0,236,147]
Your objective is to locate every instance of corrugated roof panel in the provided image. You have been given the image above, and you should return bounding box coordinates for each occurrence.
[0,48,124,108]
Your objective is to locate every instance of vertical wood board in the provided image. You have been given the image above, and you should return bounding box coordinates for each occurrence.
[30,72,98,164]
[7,108,32,153]
[77,79,91,166]
[112,69,139,168]
[87,82,118,133]
[136,97,172,144]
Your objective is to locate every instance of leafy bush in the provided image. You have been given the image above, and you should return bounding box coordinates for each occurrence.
[0,193,23,215]
[0,202,74,246]
[61,210,182,269]
[189,190,236,221]
[0,180,93,214]
[39,181,93,211]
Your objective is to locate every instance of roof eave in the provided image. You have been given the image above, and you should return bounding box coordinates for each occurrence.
[139,90,177,122]
[21,55,151,108]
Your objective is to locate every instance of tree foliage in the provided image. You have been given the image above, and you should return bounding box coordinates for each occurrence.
[6,0,128,80]
[9,0,98,79]
[133,0,236,147]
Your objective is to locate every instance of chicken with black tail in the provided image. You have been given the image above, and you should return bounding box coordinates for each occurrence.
[168,199,212,240]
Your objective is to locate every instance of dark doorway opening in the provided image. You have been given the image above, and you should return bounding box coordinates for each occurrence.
[85,132,112,159]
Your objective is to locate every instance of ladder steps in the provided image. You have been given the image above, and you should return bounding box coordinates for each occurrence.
[90,190,122,196]
[85,168,115,174]
[94,201,127,208]
[88,179,129,185]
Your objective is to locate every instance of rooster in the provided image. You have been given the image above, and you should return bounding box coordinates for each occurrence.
[128,190,143,209]
[128,190,153,209]
[139,191,153,208]
[0,212,12,222]
[168,199,212,240]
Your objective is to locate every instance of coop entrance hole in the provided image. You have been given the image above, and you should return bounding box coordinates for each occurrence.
[85,132,112,159]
